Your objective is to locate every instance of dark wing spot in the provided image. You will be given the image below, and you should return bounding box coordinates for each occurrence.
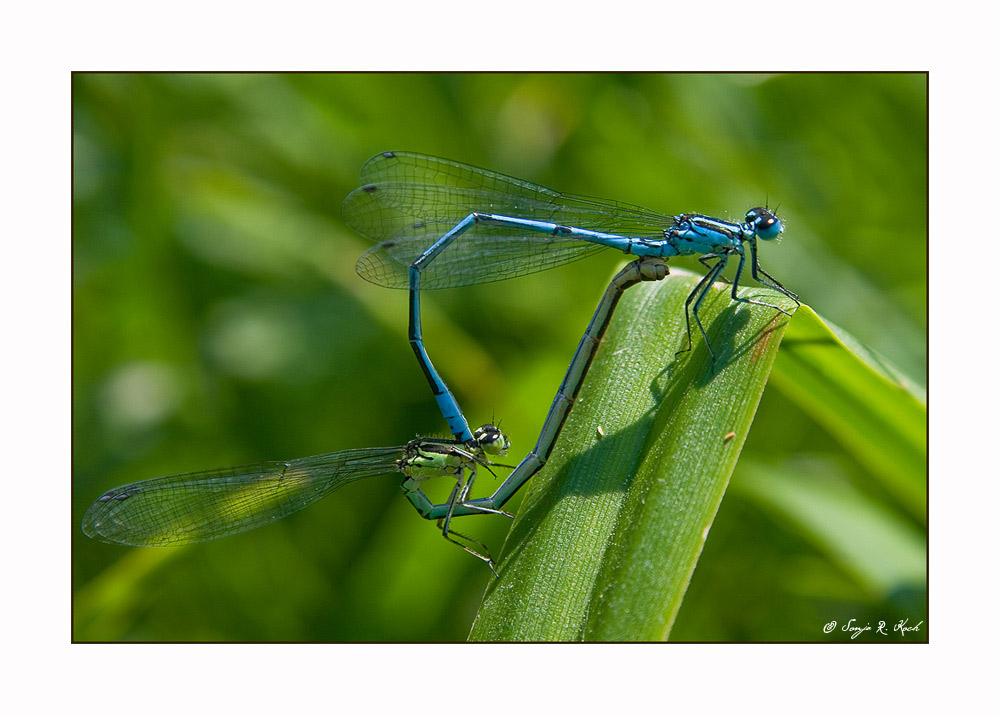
[362,184,379,194]
[99,487,137,502]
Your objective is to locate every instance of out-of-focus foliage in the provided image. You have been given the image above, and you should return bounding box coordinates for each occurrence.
[73,73,926,641]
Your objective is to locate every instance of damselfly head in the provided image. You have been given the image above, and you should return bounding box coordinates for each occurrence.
[473,424,510,456]
[746,207,784,241]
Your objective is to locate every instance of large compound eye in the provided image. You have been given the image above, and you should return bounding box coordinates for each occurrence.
[474,424,510,455]
[748,207,783,240]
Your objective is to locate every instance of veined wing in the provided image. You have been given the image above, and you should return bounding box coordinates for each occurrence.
[344,152,678,289]
[81,446,404,546]
[352,152,677,233]
[354,225,610,290]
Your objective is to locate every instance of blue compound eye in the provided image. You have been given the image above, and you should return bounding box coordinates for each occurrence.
[748,207,783,240]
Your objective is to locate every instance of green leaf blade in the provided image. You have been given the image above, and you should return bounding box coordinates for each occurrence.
[469,268,798,641]
[770,306,927,519]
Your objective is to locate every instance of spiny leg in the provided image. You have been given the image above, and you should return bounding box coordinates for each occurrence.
[456,466,513,519]
[729,249,795,316]
[676,254,728,363]
[690,255,729,365]
[675,254,718,357]
[437,470,500,575]
[749,239,800,306]
[437,521,499,577]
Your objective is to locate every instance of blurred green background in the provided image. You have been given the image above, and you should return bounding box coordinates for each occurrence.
[73,73,926,641]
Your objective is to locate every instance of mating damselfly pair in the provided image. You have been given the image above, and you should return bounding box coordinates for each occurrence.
[81,151,798,573]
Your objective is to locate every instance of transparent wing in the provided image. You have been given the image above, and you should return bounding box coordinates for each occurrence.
[81,446,404,546]
[343,152,678,289]
[354,225,609,290]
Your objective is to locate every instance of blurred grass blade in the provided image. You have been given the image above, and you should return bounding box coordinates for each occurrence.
[469,268,798,641]
[74,548,181,640]
[732,459,926,596]
[769,306,927,519]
